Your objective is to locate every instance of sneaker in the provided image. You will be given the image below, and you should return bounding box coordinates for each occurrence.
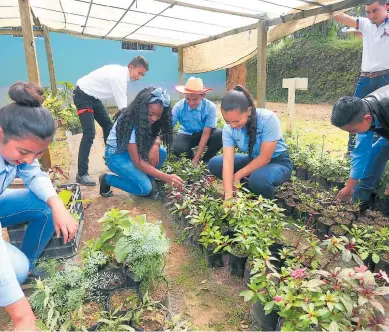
[99,173,113,197]
[76,174,96,186]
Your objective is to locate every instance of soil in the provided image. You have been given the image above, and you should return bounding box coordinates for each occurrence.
[134,307,168,331]
[148,280,169,303]
[71,301,104,329]
[109,288,140,312]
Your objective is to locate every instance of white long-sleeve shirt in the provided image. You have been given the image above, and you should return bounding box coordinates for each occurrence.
[77,65,130,110]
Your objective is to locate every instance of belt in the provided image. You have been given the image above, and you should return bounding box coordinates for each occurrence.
[360,69,389,78]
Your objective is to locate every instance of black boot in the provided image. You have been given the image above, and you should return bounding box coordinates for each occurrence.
[99,173,113,197]
[76,174,96,186]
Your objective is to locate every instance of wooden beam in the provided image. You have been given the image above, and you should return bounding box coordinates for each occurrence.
[181,23,257,48]
[267,0,370,27]
[42,25,58,96]
[18,0,40,84]
[178,47,184,85]
[0,28,43,36]
[256,20,267,108]
[153,0,262,19]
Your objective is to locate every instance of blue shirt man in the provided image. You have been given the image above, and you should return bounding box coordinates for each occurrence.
[331,84,389,209]
[171,77,222,164]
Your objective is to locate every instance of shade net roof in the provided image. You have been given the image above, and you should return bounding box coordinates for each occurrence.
[1,0,351,46]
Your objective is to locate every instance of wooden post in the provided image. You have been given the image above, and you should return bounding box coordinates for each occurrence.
[282,78,308,132]
[18,0,40,84]
[42,25,58,96]
[256,20,267,108]
[178,47,184,86]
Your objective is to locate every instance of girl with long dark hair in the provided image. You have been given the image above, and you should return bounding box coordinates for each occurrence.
[100,87,183,196]
[208,85,292,200]
[0,82,78,330]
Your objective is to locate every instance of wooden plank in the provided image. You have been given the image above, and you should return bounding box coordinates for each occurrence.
[0,28,43,35]
[267,0,370,27]
[153,0,262,19]
[18,0,40,84]
[178,47,184,86]
[42,25,58,96]
[256,20,267,108]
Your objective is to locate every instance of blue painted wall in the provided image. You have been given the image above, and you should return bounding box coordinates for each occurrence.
[0,32,226,107]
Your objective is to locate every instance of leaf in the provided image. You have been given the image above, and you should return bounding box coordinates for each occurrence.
[328,321,340,332]
[372,253,380,264]
[240,290,254,302]
[374,287,389,296]
[339,294,353,317]
[96,228,117,247]
[47,307,54,324]
[264,301,275,312]
[302,279,325,288]
[58,189,72,207]
[114,237,132,263]
[342,249,352,262]
[370,299,385,315]
[352,253,364,266]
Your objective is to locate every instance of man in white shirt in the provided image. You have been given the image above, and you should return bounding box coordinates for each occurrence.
[73,56,149,186]
[334,0,389,153]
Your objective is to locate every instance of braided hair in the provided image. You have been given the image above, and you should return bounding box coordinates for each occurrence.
[221,85,257,159]
[115,87,173,161]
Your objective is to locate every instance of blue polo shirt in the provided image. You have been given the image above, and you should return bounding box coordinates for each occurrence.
[222,108,287,159]
[172,98,217,135]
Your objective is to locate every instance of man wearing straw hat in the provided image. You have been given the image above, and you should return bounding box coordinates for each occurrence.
[172,77,222,165]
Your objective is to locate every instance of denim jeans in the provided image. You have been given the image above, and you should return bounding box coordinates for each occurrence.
[348,75,389,152]
[208,152,293,199]
[105,146,167,196]
[354,136,389,202]
[4,241,30,284]
[0,189,55,270]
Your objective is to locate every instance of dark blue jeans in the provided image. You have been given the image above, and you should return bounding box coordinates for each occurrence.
[208,152,293,199]
[0,189,55,272]
[105,146,167,196]
[348,74,389,152]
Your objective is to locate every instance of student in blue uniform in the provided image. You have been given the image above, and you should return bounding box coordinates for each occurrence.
[208,85,293,200]
[99,87,184,197]
[171,77,222,165]
[0,82,78,330]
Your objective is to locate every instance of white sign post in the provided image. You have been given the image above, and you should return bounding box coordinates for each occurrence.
[282,78,308,132]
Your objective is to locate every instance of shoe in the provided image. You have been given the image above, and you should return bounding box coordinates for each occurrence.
[99,173,113,197]
[76,174,96,186]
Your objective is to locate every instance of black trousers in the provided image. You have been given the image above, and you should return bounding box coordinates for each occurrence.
[171,128,223,162]
[73,87,113,176]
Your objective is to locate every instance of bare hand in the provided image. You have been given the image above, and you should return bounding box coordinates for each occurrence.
[336,185,354,202]
[148,145,160,167]
[166,174,184,190]
[53,209,78,244]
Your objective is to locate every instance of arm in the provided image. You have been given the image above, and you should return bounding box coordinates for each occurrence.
[171,100,183,128]
[193,127,212,165]
[18,160,78,243]
[233,141,277,181]
[333,13,358,28]
[0,228,36,330]
[337,131,373,201]
[194,102,218,164]
[148,136,161,167]
[222,147,235,200]
[128,143,183,188]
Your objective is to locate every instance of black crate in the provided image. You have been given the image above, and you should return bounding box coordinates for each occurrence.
[7,183,85,259]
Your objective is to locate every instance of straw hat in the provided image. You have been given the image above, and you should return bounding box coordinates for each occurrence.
[175,77,212,94]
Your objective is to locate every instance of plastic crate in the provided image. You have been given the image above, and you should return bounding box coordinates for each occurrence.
[7,183,85,259]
